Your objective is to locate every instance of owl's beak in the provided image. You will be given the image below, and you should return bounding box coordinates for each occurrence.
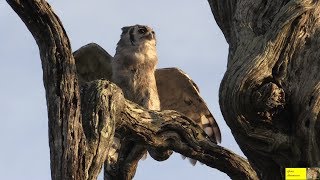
[145,31,155,40]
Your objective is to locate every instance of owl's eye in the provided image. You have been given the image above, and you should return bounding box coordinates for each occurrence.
[138,28,147,34]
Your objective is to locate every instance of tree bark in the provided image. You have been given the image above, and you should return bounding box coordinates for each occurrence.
[209,0,320,179]
[6,1,121,179]
[7,0,86,179]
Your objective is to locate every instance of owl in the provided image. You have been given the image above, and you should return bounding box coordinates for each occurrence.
[73,25,221,167]
[112,25,160,111]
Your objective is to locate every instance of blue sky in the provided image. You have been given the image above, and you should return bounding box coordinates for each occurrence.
[0,1,243,179]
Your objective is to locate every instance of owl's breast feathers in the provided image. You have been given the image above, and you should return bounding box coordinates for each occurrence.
[112,25,160,111]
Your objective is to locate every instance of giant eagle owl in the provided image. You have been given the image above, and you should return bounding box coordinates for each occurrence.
[73,25,221,166]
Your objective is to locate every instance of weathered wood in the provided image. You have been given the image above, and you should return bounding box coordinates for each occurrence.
[81,81,123,180]
[209,0,320,179]
[103,75,258,179]
[6,0,86,179]
[6,1,118,179]
[117,96,258,180]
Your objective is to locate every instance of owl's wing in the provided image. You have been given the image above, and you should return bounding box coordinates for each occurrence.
[73,43,113,84]
[155,68,221,144]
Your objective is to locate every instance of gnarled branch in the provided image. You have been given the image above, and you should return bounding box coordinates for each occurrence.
[87,80,258,180]
[7,0,86,179]
[120,92,257,180]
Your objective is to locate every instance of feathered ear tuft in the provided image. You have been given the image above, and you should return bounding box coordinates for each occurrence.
[121,26,131,35]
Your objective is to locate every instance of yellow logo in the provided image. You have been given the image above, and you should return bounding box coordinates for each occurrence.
[285,168,306,180]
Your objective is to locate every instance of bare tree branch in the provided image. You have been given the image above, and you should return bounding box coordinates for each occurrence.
[6,1,117,179]
[90,80,259,180]
[6,0,86,179]
[119,91,257,180]
[81,81,124,180]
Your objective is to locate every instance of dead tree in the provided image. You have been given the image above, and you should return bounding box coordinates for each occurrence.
[6,0,320,180]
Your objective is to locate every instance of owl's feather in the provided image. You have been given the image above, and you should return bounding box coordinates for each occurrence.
[155,68,221,144]
[73,43,112,84]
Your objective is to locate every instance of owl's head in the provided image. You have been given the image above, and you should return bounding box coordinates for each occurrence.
[117,25,156,47]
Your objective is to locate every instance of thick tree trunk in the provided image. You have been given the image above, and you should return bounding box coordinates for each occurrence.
[209,0,320,179]
[6,1,118,179]
[7,1,86,179]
